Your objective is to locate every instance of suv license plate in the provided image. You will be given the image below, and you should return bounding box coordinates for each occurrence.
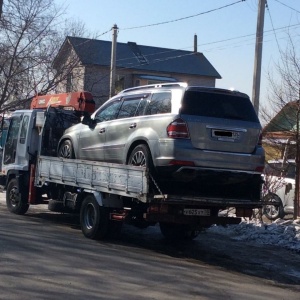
[183,209,210,216]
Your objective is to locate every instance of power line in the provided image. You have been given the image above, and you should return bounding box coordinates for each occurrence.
[120,0,245,30]
[64,22,300,71]
[266,0,281,53]
[183,23,300,52]
[273,0,300,14]
[60,0,300,68]
[92,28,113,40]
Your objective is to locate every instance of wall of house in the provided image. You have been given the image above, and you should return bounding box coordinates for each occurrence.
[53,45,85,95]
[72,66,85,91]
[54,65,85,94]
[83,66,111,107]
[55,64,217,108]
[82,66,217,108]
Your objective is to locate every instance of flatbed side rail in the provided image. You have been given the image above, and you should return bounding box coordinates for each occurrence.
[35,156,149,201]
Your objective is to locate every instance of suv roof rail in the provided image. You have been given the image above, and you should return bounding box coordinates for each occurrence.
[119,82,188,94]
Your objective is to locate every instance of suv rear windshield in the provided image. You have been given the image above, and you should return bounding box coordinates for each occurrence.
[181,90,259,122]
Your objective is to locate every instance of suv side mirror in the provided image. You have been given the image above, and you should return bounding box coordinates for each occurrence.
[82,115,91,126]
[82,115,96,127]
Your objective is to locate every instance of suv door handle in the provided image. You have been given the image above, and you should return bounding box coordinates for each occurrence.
[99,128,105,133]
[129,123,136,129]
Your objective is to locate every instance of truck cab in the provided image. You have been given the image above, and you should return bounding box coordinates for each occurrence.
[1,110,40,175]
[1,91,95,181]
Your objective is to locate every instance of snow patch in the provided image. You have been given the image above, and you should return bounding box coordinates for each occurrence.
[207,218,300,252]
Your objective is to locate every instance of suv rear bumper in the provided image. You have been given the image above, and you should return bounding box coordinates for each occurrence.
[154,140,264,172]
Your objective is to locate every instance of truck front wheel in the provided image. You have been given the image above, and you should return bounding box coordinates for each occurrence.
[6,178,29,215]
[80,195,109,240]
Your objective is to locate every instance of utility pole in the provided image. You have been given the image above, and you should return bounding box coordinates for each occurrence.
[109,24,118,98]
[296,87,300,219]
[0,0,3,19]
[252,0,266,115]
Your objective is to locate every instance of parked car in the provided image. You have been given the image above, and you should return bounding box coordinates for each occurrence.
[263,159,295,220]
[58,82,264,198]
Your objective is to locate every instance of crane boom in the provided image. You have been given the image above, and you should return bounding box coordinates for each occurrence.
[30,91,95,113]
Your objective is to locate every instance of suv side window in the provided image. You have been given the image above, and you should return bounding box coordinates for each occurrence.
[94,100,122,122]
[145,92,171,115]
[117,96,144,119]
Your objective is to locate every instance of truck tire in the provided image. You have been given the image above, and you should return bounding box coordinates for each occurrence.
[159,222,199,241]
[6,178,29,215]
[58,140,75,159]
[263,193,285,220]
[80,195,109,240]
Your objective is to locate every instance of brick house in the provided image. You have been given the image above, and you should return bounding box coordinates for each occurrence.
[53,36,221,107]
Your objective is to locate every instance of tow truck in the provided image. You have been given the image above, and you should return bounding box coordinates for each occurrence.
[0,91,263,240]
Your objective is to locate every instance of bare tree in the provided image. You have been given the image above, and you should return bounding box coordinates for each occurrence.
[262,33,300,218]
[0,0,85,113]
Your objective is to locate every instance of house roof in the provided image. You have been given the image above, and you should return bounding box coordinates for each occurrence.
[58,36,221,79]
[263,101,299,133]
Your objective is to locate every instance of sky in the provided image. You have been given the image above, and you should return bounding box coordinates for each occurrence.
[55,0,300,117]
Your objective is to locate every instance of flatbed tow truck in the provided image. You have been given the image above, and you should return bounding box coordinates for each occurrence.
[0,91,263,240]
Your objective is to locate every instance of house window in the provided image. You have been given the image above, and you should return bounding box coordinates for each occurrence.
[66,73,73,92]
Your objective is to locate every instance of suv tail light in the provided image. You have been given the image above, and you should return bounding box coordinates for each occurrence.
[258,131,262,146]
[167,118,190,139]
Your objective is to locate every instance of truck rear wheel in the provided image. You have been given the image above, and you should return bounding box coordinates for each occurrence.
[6,178,29,215]
[80,195,109,240]
[159,222,199,241]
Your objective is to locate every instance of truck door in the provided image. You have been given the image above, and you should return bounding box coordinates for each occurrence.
[2,111,35,170]
[3,114,22,165]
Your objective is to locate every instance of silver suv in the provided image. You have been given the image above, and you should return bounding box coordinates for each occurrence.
[58,82,264,198]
